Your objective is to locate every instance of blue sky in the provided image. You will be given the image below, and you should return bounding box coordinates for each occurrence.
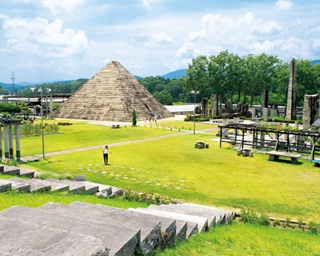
[0,0,319,83]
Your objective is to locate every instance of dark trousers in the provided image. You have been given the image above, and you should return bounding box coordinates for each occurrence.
[103,153,108,164]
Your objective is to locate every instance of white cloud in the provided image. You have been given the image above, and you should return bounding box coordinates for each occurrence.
[142,0,152,9]
[145,32,173,47]
[3,17,89,58]
[276,0,293,10]
[41,0,84,15]
[175,43,200,58]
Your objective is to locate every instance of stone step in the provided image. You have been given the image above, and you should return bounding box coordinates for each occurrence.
[145,206,209,232]
[0,179,12,192]
[128,208,188,243]
[183,203,236,224]
[39,202,162,255]
[0,164,20,176]
[129,207,199,238]
[7,178,51,193]
[46,178,86,193]
[18,168,36,178]
[0,214,109,256]
[72,181,100,194]
[1,205,140,256]
[149,203,233,227]
[5,178,31,192]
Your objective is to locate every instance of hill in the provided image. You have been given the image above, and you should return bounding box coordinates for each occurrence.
[311,59,320,65]
[162,69,187,79]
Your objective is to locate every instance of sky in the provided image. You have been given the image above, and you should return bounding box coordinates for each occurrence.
[0,0,319,83]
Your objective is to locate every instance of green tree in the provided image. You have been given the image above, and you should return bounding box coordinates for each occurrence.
[153,91,174,105]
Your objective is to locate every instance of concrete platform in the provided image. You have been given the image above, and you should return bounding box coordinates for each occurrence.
[0,206,140,256]
[0,215,109,256]
[39,202,162,255]
[0,179,12,192]
[129,207,199,238]
[7,178,51,193]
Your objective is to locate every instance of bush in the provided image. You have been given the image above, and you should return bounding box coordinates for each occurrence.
[122,187,175,205]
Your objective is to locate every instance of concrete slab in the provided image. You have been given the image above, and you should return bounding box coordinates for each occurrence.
[5,178,31,192]
[0,179,12,192]
[183,203,236,224]
[129,207,199,238]
[150,203,233,228]
[73,181,100,194]
[128,207,188,244]
[39,201,162,255]
[18,168,35,178]
[0,164,20,176]
[37,178,70,192]
[7,178,51,193]
[145,206,209,232]
[46,178,86,193]
[0,206,139,256]
[0,214,109,256]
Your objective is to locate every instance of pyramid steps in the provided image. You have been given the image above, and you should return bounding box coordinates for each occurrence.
[0,202,235,255]
[54,60,173,122]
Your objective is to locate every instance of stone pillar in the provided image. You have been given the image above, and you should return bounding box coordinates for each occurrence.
[15,125,21,161]
[4,125,9,159]
[286,58,296,120]
[212,94,218,117]
[262,89,268,108]
[303,94,319,130]
[0,127,2,159]
[251,108,256,120]
[202,97,208,118]
[262,108,270,122]
[9,124,14,159]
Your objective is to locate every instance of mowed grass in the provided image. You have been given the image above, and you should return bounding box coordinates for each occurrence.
[155,222,320,256]
[2,118,320,255]
[15,121,320,222]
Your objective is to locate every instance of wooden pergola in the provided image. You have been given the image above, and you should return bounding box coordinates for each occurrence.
[218,123,320,159]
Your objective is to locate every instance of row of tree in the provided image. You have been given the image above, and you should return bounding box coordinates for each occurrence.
[185,51,320,107]
[7,51,320,108]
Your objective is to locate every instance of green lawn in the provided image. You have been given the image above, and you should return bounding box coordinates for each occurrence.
[2,118,320,255]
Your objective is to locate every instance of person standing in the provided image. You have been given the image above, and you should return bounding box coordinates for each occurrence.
[103,145,109,165]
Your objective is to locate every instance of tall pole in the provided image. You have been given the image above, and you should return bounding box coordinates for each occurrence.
[193,92,196,135]
[191,90,199,135]
[38,87,45,159]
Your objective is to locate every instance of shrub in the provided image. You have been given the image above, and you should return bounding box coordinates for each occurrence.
[258,212,270,226]
[240,208,259,224]
[122,187,175,205]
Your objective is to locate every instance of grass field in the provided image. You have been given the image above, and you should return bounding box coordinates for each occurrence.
[1,117,320,255]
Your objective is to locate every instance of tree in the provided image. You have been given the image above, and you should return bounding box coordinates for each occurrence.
[185,55,209,102]
[153,91,174,105]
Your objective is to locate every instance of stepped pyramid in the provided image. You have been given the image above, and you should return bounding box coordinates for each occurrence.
[54,60,173,122]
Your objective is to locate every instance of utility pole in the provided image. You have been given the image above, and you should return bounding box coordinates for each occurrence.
[11,72,15,94]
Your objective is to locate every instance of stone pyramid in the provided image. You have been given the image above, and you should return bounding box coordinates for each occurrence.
[54,60,172,122]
